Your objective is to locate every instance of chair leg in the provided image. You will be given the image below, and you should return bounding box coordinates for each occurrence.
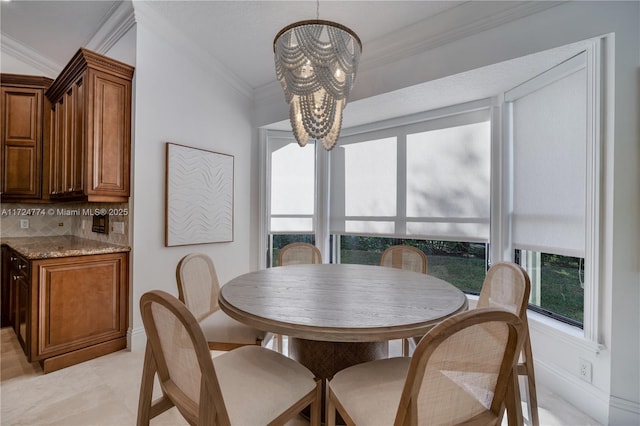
[277,334,284,353]
[137,343,157,426]
[402,338,410,356]
[521,333,540,426]
[326,390,337,426]
[309,380,322,426]
[137,342,176,425]
[506,367,524,426]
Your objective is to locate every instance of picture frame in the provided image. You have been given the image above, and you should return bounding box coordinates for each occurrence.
[165,142,234,246]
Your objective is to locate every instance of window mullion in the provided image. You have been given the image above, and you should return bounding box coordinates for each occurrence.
[397,133,407,236]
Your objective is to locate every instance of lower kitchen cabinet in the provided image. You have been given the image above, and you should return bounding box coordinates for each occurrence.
[2,248,129,373]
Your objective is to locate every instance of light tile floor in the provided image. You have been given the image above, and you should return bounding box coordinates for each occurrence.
[1,328,600,425]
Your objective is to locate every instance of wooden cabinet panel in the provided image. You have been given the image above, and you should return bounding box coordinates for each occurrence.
[49,77,85,199]
[3,88,38,140]
[4,145,38,194]
[1,51,132,203]
[86,70,130,198]
[33,253,128,362]
[1,247,10,327]
[16,273,30,354]
[1,247,129,372]
[1,86,42,198]
[71,77,84,194]
[46,49,133,202]
[1,249,31,356]
[50,98,65,196]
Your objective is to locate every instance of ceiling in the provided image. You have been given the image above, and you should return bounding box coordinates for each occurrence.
[1,1,587,129]
[0,0,465,88]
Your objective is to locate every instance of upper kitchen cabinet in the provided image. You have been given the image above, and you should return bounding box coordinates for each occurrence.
[1,74,53,200]
[46,48,134,202]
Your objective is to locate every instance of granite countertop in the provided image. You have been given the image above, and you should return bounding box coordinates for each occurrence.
[1,236,130,260]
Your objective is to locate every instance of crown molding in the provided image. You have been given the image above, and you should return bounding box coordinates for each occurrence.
[86,0,136,55]
[0,33,62,77]
[360,1,564,71]
[254,1,564,105]
[1,1,135,78]
[133,1,253,100]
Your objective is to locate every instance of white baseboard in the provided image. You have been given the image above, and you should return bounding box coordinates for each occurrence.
[609,395,640,425]
[535,357,609,424]
[127,326,147,352]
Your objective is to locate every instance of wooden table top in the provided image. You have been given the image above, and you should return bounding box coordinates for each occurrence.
[219,264,468,342]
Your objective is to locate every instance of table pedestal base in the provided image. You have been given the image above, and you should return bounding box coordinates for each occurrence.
[289,338,389,380]
[289,338,389,424]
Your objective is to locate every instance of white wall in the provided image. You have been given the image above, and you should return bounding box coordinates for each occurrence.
[129,5,254,349]
[101,25,136,68]
[0,52,50,76]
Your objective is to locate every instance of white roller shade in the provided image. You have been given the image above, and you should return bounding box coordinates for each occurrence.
[269,138,315,233]
[330,109,490,241]
[330,137,397,235]
[406,121,490,241]
[508,53,587,257]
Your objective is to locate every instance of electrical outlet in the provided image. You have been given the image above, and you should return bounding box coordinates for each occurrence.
[19,219,29,229]
[578,358,592,383]
[112,222,125,234]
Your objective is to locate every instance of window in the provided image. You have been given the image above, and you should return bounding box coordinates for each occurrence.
[330,108,491,241]
[516,250,584,326]
[330,106,491,294]
[262,40,603,343]
[506,51,594,329]
[265,134,317,267]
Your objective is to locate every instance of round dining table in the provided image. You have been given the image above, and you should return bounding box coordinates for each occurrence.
[219,263,468,382]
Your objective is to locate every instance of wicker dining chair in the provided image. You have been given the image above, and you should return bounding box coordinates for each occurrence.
[137,290,321,426]
[276,242,322,352]
[380,245,428,274]
[326,307,525,426]
[477,261,538,426]
[176,253,267,351]
[380,245,428,355]
[278,242,323,266]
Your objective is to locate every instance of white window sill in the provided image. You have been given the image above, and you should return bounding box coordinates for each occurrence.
[466,295,605,354]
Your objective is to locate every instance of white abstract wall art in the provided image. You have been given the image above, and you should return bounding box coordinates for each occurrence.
[165,142,234,246]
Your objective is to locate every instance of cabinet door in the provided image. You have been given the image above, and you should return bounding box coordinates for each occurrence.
[1,87,42,198]
[34,253,128,360]
[50,77,85,198]
[49,98,65,196]
[70,77,84,194]
[1,247,10,327]
[85,70,131,200]
[15,273,30,355]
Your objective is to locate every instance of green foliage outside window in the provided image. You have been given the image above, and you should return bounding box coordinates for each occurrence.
[339,236,487,294]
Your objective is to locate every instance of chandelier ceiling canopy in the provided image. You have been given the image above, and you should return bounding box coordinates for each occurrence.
[274,18,362,151]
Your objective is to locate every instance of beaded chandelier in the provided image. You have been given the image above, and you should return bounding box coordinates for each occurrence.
[274,19,361,150]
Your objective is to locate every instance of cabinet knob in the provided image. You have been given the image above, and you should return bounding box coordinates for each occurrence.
[10,256,17,261]
[17,264,26,270]
[12,275,20,281]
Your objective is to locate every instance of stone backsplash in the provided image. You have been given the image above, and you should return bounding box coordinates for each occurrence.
[1,201,129,246]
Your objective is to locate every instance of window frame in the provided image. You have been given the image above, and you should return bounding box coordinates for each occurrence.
[502,40,604,348]
[260,130,329,267]
[331,101,493,243]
